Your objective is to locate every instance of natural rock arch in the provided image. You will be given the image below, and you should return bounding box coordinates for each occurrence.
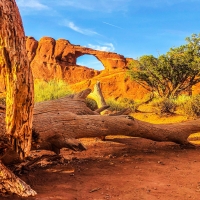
[72,46,128,72]
[26,37,129,81]
[76,54,105,71]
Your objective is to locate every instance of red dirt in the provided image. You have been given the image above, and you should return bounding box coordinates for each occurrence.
[3,137,200,200]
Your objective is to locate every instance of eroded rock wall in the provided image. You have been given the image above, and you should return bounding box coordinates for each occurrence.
[0,36,149,100]
[26,37,101,83]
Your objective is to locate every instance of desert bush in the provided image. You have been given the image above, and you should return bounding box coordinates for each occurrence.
[178,95,200,117]
[151,97,177,114]
[34,79,73,102]
[106,98,136,112]
[127,34,200,98]
[174,95,191,105]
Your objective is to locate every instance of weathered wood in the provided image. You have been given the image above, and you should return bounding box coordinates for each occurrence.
[1,88,199,156]
[31,92,200,148]
[33,107,197,146]
[0,0,34,160]
[88,81,107,114]
[0,0,34,197]
[95,105,110,114]
[0,161,36,197]
[1,89,200,157]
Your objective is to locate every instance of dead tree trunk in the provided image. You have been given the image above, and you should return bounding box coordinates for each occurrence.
[0,161,36,197]
[88,81,107,111]
[32,90,200,149]
[0,0,35,197]
[1,88,200,196]
[0,0,34,159]
[1,88,200,156]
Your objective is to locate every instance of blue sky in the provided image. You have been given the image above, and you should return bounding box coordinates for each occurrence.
[16,0,200,70]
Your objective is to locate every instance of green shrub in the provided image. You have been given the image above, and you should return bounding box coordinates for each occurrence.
[34,79,73,102]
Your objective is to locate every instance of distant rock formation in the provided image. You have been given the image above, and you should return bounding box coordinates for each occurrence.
[26,37,99,83]
[26,37,129,82]
[0,36,148,99]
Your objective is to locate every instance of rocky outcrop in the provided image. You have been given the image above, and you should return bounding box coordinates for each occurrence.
[0,36,148,99]
[26,37,129,82]
[26,37,145,99]
[1,36,200,101]
[26,37,101,83]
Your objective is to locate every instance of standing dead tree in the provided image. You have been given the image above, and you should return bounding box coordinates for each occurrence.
[0,0,36,197]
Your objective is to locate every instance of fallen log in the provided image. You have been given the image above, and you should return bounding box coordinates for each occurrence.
[1,87,200,197]
[1,88,200,158]
[0,161,37,197]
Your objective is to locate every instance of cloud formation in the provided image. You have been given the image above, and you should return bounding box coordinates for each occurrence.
[88,43,115,52]
[16,0,49,10]
[62,21,99,36]
[103,22,122,29]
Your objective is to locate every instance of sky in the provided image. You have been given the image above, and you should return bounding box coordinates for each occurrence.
[16,0,200,70]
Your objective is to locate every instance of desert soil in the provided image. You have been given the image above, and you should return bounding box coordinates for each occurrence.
[2,134,200,200]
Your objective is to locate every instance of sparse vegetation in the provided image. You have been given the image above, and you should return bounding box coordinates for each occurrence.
[127,34,200,98]
[34,79,73,102]
[177,95,200,117]
[106,98,136,112]
[150,97,177,114]
[147,94,200,118]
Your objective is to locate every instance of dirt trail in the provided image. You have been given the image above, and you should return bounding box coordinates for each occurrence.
[2,137,200,200]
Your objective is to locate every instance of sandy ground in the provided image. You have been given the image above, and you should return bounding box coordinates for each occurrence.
[2,135,200,200]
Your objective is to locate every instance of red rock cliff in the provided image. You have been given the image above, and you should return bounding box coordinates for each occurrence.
[0,36,148,100]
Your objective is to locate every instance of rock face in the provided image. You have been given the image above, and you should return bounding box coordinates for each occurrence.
[26,37,148,99]
[26,36,129,82]
[0,36,148,99]
[26,37,101,83]
[1,36,200,101]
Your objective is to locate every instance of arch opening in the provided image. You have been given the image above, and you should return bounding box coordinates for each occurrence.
[77,55,105,71]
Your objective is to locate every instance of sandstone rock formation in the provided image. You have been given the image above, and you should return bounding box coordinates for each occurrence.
[26,36,148,99]
[1,36,147,99]
[26,37,101,83]
[1,36,200,100]
[0,36,150,99]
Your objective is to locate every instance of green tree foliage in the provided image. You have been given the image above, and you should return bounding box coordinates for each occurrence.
[127,34,200,98]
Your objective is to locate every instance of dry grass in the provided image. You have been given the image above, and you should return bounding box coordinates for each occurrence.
[34,79,73,103]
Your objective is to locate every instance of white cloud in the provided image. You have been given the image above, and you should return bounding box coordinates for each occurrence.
[103,22,123,29]
[61,21,99,36]
[16,0,49,10]
[88,43,115,52]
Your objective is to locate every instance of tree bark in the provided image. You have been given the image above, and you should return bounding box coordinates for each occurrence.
[31,91,200,148]
[0,0,35,197]
[0,161,36,197]
[1,88,199,156]
[88,81,107,111]
[0,0,34,160]
[32,96,199,147]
